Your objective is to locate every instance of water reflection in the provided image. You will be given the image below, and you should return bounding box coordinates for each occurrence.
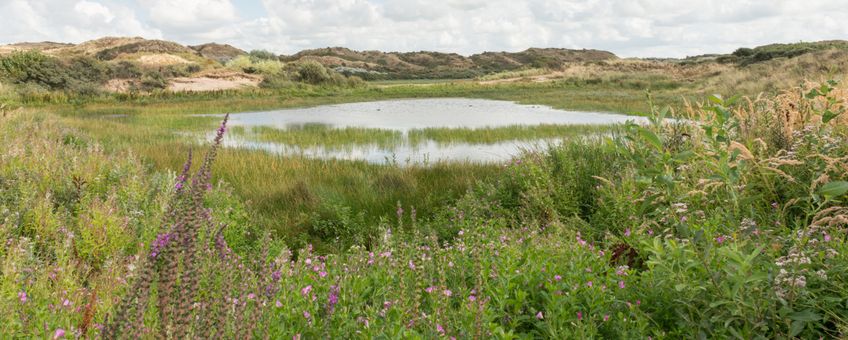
[207,98,644,164]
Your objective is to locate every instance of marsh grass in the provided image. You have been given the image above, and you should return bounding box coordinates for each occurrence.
[408,124,611,145]
[233,124,404,149]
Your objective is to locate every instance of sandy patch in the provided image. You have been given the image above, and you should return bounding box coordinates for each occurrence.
[168,75,260,92]
[137,54,192,66]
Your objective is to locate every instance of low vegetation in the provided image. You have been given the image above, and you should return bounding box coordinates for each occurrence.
[3,78,848,338]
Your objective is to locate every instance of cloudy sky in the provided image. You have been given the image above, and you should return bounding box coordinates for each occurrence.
[1,0,846,57]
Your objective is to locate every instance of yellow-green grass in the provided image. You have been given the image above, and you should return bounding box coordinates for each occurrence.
[57,112,502,251]
[408,124,612,145]
[232,124,404,149]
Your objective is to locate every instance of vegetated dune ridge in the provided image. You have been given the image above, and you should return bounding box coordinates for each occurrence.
[2,36,848,91]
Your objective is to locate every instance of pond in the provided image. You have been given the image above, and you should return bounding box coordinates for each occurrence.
[210,98,645,164]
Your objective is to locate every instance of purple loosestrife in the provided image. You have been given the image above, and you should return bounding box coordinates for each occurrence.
[106,115,233,339]
[327,284,340,315]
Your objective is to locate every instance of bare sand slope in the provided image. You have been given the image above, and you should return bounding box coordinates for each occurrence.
[168,73,261,92]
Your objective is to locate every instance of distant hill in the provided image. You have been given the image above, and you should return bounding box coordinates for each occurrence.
[282,47,618,79]
[1,36,847,89]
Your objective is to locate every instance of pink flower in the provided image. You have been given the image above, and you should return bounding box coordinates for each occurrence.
[303,311,311,319]
[18,291,27,304]
[408,260,416,270]
[624,228,631,237]
[618,281,625,289]
[824,233,832,242]
[276,300,283,308]
[554,275,562,281]
[425,286,436,293]
[586,281,593,287]
[636,299,641,306]
[443,289,452,297]
[715,235,727,244]
[319,271,328,278]
[468,295,477,302]
[603,314,610,322]
[577,311,583,320]
[536,311,544,320]
[293,334,301,340]
[247,293,256,300]
[53,329,65,339]
[301,285,313,297]
[436,324,445,335]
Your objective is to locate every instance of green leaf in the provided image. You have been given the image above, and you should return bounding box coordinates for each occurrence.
[818,181,848,198]
[805,88,821,99]
[822,109,840,123]
[637,127,663,151]
[788,310,822,322]
[708,94,723,105]
[789,320,805,337]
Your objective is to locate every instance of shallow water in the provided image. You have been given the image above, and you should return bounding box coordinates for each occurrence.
[209,98,645,164]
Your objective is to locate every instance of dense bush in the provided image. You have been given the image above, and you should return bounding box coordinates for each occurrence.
[0,51,111,94]
[0,51,71,90]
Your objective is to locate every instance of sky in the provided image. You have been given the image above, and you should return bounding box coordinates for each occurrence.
[1,0,847,58]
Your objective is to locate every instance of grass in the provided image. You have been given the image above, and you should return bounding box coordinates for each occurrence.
[408,124,611,145]
[3,79,848,338]
[233,124,404,149]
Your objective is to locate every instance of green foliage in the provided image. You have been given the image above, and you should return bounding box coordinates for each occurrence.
[4,71,848,338]
[0,51,71,90]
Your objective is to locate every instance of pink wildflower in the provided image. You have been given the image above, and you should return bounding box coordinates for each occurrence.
[443,289,452,297]
[554,275,562,281]
[276,300,283,308]
[53,329,65,339]
[624,228,631,237]
[18,291,27,304]
[603,314,610,322]
[577,311,583,320]
[301,285,313,297]
[587,281,593,287]
[536,311,544,320]
[618,281,625,289]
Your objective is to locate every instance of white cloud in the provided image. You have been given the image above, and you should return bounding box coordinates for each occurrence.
[1,0,847,57]
[0,0,160,44]
[144,0,238,30]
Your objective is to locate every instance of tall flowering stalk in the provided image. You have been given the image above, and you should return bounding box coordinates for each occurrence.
[105,115,243,339]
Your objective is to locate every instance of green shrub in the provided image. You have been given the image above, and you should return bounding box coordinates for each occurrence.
[109,61,143,79]
[0,51,69,90]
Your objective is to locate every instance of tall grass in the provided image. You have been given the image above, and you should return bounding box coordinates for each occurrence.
[3,80,848,337]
